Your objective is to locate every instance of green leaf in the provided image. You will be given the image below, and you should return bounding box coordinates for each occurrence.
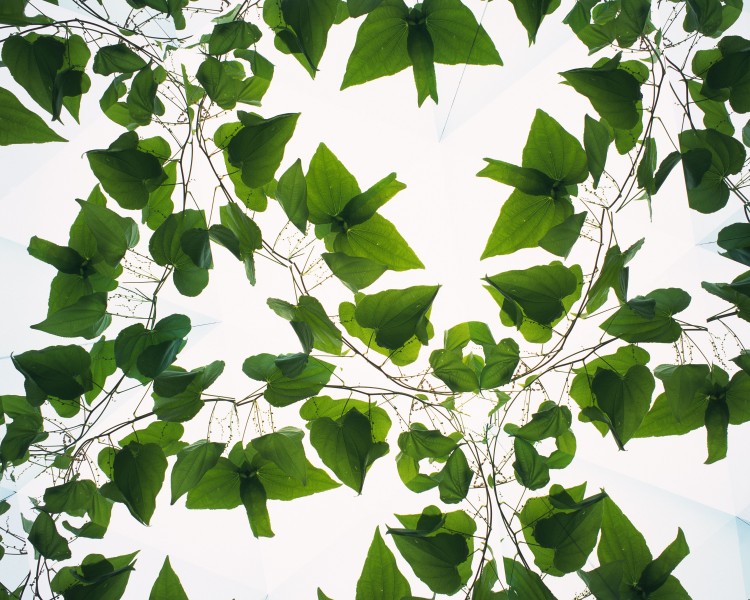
[149,557,189,600]
[51,552,136,600]
[508,0,558,44]
[333,213,424,271]
[679,128,746,213]
[243,354,334,406]
[93,44,147,75]
[0,86,66,145]
[152,361,224,422]
[513,438,550,490]
[585,238,644,313]
[185,458,241,509]
[275,159,308,232]
[704,399,729,463]
[478,160,556,197]
[533,491,605,573]
[31,292,110,339]
[339,172,406,227]
[389,530,469,594]
[268,295,342,354]
[429,350,480,393]
[408,22,438,106]
[113,442,167,525]
[341,0,412,89]
[29,236,87,275]
[503,558,556,600]
[306,143,361,223]
[484,262,578,325]
[561,54,643,130]
[12,345,91,405]
[506,402,572,442]
[589,365,654,448]
[241,476,274,538]
[354,285,439,349]
[227,113,299,187]
[703,36,750,113]
[584,115,612,187]
[309,408,389,492]
[638,529,689,594]
[598,497,652,582]
[87,134,167,210]
[29,511,71,561]
[424,0,502,66]
[340,300,425,365]
[300,395,392,442]
[600,288,691,343]
[252,427,307,483]
[258,458,341,499]
[76,199,139,266]
[322,253,387,291]
[171,440,225,503]
[208,21,262,55]
[2,34,63,117]
[119,422,186,456]
[280,0,339,73]
[398,425,457,460]
[115,314,190,381]
[522,109,588,185]
[356,528,412,600]
[482,192,573,258]
[538,212,587,258]
[437,447,472,503]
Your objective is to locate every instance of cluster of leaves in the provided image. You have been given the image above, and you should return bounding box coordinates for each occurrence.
[1,0,749,598]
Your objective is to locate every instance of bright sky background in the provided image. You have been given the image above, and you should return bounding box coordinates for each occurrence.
[1,0,750,597]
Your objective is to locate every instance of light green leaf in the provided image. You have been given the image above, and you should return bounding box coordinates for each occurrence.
[356,528,412,600]
[149,557,189,600]
[171,440,225,504]
[0,87,66,145]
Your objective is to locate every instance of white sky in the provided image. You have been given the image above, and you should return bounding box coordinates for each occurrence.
[1,0,750,598]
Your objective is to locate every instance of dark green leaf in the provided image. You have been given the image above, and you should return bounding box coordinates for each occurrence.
[354,285,439,349]
[275,159,308,232]
[113,442,167,525]
[508,0,558,44]
[484,262,577,325]
[600,288,691,343]
[12,345,91,403]
[31,292,110,339]
[408,22,438,106]
[300,395,392,442]
[240,476,274,538]
[437,447,472,503]
[513,438,550,490]
[227,113,299,188]
[584,114,611,187]
[93,44,147,75]
[561,55,643,129]
[208,21,262,55]
[589,365,654,448]
[29,511,71,561]
[243,354,334,407]
[585,238,644,313]
[87,135,167,210]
